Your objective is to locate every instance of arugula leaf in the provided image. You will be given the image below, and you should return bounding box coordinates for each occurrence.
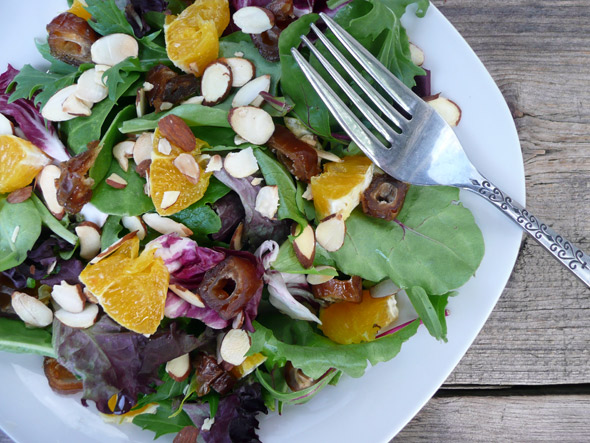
[133,400,194,439]
[278,15,332,137]
[379,0,430,17]
[249,316,419,378]
[0,318,56,357]
[8,65,78,108]
[255,368,339,406]
[120,104,231,133]
[91,161,154,216]
[253,148,307,226]
[84,0,135,36]
[0,196,42,272]
[61,73,140,154]
[135,374,189,409]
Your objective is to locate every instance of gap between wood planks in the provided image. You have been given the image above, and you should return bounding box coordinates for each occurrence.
[437,384,590,396]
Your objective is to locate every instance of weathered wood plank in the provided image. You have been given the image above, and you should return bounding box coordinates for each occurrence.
[429,0,590,386]
[396,394,590,441]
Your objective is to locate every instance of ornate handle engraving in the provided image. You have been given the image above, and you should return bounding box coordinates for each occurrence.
[466,178,590,287]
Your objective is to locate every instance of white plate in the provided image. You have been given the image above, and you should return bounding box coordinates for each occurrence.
[0,2,525,442]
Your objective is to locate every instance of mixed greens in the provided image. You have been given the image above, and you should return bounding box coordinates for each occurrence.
[0,0,484,441]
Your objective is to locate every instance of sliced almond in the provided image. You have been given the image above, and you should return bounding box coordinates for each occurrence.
[201,60,233,106]
[228,106,275,145]
[11,226,19,243]
[105,173,127,189]
[157,138,172,155]
[0,112,14,135]
[369,279,400,298]
[136,87,146,117]
[143,81,154,91]
[55,303,99,329]
[11,291,53,328]
[121,215,147,240]
[136,159,151,178]
[6,186,33,204]
[91,33,139,66]
[250,177,263,186]
[165,353,191,382]
[425,94,462,127]
[233,7,275,34]
[306,266,336,285]
[315,148,342,163]
[62,93,92,117]
[160,101,173,111]
[37,164,65,220]
[292,223,315,269]
[409,43,425,67]
[75,68,108,103]
[113,140,135,172]
[51,281,85,314]
[222,57,256,87]
[219,329,251,366]
[234,134,247,146]
[75,221,102,260]
[84,288,99,304]
[231,74,271,108]
[181,95,204,105]
[90,231,138,264]
[41,85,78,122]
[142,213,193,237]
[255,185,279,219]
[205,154,223,173]
[161,190,180,209]
[158,115,196,152]
[229,222,244,251]
[133,132,153,165]
[224,147,259,178]
[173,153,201,184]
[302,184,313,201]
[315,214,346,252]
[169,284,205,308]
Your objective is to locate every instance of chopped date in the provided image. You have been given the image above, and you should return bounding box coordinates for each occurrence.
[47,12,99,66]
[193,353,236,396]
[266,125,320,183]
[312,275,363,303]
[145,65,200,112]
[361,174,409,221]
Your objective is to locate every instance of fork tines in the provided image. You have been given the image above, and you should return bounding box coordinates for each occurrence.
[291,13,419,162]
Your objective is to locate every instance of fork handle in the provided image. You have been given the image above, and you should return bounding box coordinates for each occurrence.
[465,177,590,288]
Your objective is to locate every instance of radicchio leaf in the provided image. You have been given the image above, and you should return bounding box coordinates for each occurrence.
[124,0,167,37]
[210,192,245,242]
[0,66,69,161]
[214,169,289,251]
[184,383,268,443]
[53,315,203,414]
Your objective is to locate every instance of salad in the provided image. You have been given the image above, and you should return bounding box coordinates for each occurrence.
[0,0,485,441]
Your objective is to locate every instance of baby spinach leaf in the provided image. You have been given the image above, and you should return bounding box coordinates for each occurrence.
[0,318,56,357]
[272,241,337,276]
[249,316,419,379]
[91,162,154,216]
[0,197,42,272]
[253,148,307,226]
[100,215,123,250]
[120,104,230,133]
[30,195,78,246]
[133,400,194,439]
[278,15,332,138]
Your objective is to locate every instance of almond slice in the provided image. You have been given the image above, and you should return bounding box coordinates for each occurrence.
[255,185,279,219]
[315,214,346,252]
[41,85,78,122]
[161,190,180,209]
[306,266,336,285]
[158,115,196,152]
[205,154,223,173]
[222,57,256,87]
[219,329,251,366]
[75,221,102,260]
[425,94,462,127]
[173,153,201,184]
[37,164,65,220]
[90,231,138,264]
[62,93,92,117]
[224,147,259,178]
[0,112,14,135]
[409,43,425,67]
[233,7,275,34]
[232,74,271,108]
[133,132,153,165]
[136,87,146,117]
[292,223,316,269]
[51,281,86,314]
[201,60,233,106]
[228,106,275,145]
[76,68,108,103]
[165,353,191,382]
[121,215,147,240]
[169,284,205,308]
[55,303,99,329]
[11,291,53,328]
[106,173,127,189]
[113,140,135,172]
[142,213,193,237]
[91,33,139,66]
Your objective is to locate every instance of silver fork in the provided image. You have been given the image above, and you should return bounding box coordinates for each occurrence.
[292,12,590,288]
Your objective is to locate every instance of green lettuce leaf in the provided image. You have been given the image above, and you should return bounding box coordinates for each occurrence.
[0,197,42,272]
[0,318,55,357]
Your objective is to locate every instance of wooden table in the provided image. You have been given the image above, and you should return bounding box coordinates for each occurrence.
[2,0,589,442]
[398,0,590,440]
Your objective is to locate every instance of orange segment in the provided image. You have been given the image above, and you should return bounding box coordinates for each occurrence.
[319,290,398,345]
[68,0,92,20]
[0,135,50,193]
[164,0,230,75]
[150,130,211,216]
[310,155,374,220]
[101,396,157,423]
[79,235,170,335]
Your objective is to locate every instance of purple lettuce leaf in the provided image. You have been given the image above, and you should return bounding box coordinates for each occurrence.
[184,383,268,443]
[1,235,82,289]
[125,0,168,38]
[0,65,69,161]
[53,315,204,414]
[210,192,245,243]
[214,169,289,251]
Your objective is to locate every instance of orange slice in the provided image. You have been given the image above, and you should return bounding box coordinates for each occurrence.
[164,0,230,75]
[150,129,211,216]
[319,290,398,345]
[310,155,374,220]
[68,0,92,20]
[79,235,169,335]
[0,135,50,193]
